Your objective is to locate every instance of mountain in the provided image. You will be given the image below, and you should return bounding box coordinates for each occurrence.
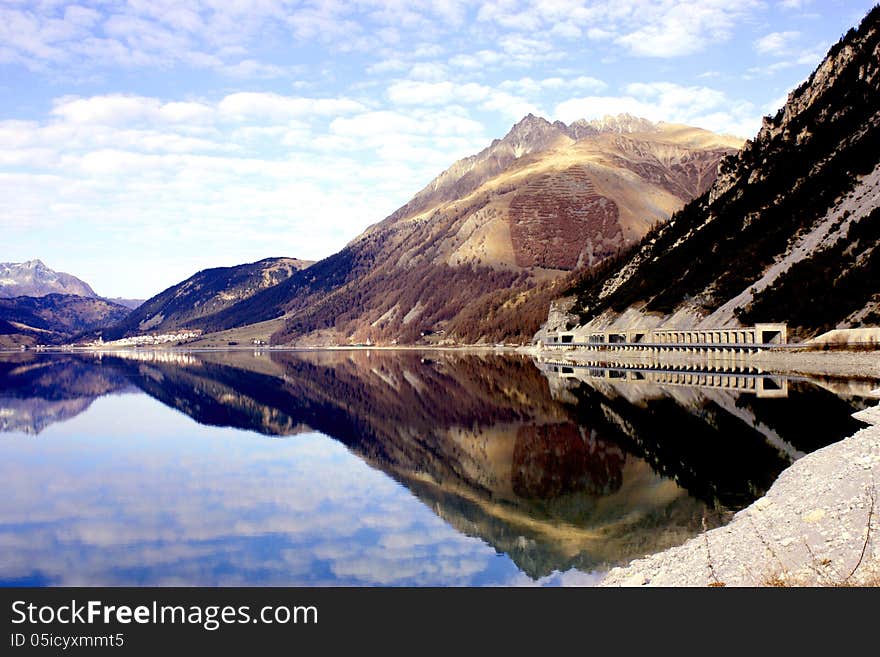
[0,260,97,298]
[549,6,880,342]
[0,294,132,347]
[130,114,737,346]
[0,260,143,312]
[100,257,313,340]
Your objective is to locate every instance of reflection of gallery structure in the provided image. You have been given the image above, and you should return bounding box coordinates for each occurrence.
[536,359,789,398]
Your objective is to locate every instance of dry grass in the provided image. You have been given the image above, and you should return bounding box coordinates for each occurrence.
[760,484,877,587]
[799,340,880,353]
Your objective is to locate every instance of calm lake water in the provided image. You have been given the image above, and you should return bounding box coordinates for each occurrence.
[0,349,876,586]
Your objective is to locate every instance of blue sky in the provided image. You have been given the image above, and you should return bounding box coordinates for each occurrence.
[1,0,875,298]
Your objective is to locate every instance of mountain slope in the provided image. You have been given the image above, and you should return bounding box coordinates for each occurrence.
[0,294,132,346]
[552,6,880,341]
[101,257,313,339]
[0,260,97,298]
[272,115,737,345]
[166,114,736,346]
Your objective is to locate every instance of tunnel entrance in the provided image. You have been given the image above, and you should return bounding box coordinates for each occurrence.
[761,330,783,344]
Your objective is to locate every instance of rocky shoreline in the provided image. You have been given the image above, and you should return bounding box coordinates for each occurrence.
[600,410,880,587]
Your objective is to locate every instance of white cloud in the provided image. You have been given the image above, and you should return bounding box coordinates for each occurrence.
[745,42,828,77]
[549,21,582,39]
[386,79,540,120]
[0,89,496,295]
[624,82,727,115]
[218,58,291,79]
[0,0,776,83]
[449,49,504,69]
[555,82,760,137]
[387,80,457,105]
[366,57,409,74]
[0,1,410,76]
[50,95,214,126]
[498,33,561,64]
[755,30,801,55]
[500,75,607,96]
[408,61,449,81]
[616,1,761,58]
[763,93,790,115]
[780,0,811,9]
[586,26,616,41]
[471,1,763,59]
[217,93,366,122]
[388,80,541,121]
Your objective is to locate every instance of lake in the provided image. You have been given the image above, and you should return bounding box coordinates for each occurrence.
[0,349,875,586]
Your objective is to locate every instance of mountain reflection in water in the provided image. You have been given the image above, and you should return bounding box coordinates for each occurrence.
[0,350,873,585]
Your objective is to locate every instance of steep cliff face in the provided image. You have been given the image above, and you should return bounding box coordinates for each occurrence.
[558,6,880,340]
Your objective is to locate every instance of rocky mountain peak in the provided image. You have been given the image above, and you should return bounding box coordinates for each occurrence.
[0,260,98,299]
[566,119,600,140]
[584,113,659,134]
[498,113,569,157]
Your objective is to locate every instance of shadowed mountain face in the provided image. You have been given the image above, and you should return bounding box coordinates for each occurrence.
[101,257,313,340]
[562,7,880,339]
[0,294,132,347]
[0,350,869,578]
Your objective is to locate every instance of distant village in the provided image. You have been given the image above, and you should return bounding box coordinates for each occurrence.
[87,330,203,348]
[25,330,202,351]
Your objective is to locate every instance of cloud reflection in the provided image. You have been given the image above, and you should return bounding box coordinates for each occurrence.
[0,394,520,586]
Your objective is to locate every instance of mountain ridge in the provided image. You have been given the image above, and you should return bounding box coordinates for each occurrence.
[0,293,132,347]
[100,256,314,340]
[370,113,740,238]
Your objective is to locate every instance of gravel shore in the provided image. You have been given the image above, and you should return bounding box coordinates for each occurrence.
[600,418,880,587]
